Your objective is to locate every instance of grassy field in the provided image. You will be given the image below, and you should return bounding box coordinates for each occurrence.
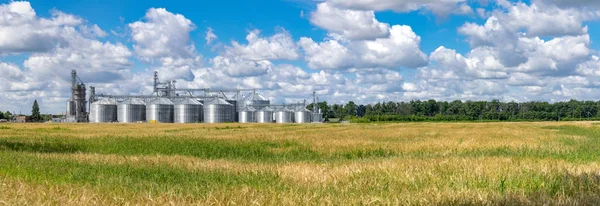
[1,122,600,205]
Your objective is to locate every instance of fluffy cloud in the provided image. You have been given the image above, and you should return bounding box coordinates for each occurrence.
[300,25,427,70]
[0,1,135,114]
[0,2,82,53]
[310,2,390,40]
[129,8,199,81]
[212,56,273,77]
[326,0,468,16]
[406,0,600,103]
[80,24,107,38]
[456,1,592,76]
[224,29,299,61]
[129,8,195,60]
[426,46,508,79]
[205,27,217,45]
[541,0,600,9]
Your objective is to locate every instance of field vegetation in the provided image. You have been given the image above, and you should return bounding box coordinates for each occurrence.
[1,122,600,205]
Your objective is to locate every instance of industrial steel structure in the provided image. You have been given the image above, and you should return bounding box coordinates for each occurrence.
[275,107,293,123]
[117,98,146,123]
[294,108,311,124]
[256,107,274,123]
[239,106,256,123]
[89,98,117,123]
[204,98,235,123]
[174,98,203,123]
[73,70,323,124]
[66,70,88,122]
[146,98,174,123]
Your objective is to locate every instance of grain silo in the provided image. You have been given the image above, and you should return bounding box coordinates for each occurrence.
[294,108,311,123]
[311,112,323,123]
[224,94,239,122]
[242,91,270,111]
[275,108,293,123]
[117,98,146,123]
[146,97,174,123]
[255,107,274,123]
[174,98,203,123]
[204,98,234,123]
[89,98,117,123]
[239,106,256,123]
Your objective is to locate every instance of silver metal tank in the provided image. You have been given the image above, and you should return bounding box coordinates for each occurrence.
[89,98,117,123]
[226,100,238,122]
[275,108,293,123]
[146,98,174,123]
[204,98,234,123]
[243,92,270,111]
[117,98,146,123]
[238,106,256,123]
[295,108,311,123]
[311,113,323,123]
[255,107,273,123]
[174,98,203,123]
[66,100,75,116]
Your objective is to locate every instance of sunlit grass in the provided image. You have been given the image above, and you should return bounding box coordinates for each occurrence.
[0,122,600,204]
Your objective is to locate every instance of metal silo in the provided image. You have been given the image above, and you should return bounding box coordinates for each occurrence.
[204,98,234,123]
[89,98,117,123]
[174,98,203,123]
[118,98,146,123]
[146,98,174,123]
[243,92,270,111]
[311,113,323,123]
[255,107,274,123]
[295,108,311,123]
[239,106,256,123]
[275,108,293,123]
[225,94,239,122]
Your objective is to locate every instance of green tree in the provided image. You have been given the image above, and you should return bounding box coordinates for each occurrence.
[0,111,3,119]
[317,101,329,119]
[357,105,366,117]
[31,100,41,122]
[345,101,357,117]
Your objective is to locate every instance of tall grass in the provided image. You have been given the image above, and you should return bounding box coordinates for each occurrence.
[0,122,599,204]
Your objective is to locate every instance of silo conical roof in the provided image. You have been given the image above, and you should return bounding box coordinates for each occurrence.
[258,107,273,111]
[245,92,268,101]
[205,98,232,105]
[174,98,202,105]
[242,106,257,112]
[148,97,174,105]
[120,98,145,105]
[92,98,117,105]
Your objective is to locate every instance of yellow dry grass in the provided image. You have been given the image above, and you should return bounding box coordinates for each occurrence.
[0,121,599,205]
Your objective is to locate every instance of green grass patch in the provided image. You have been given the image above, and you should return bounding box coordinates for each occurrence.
[0,138,80,153]
[0,151,281,196]
[0,126,10,130]
[214,126,247,130]
[0,136,396,163]
[455,126,600,162]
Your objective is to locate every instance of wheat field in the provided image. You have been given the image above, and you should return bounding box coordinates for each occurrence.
[0,122,599,205]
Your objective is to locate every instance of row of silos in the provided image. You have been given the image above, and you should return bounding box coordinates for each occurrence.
[89,93,320,123]
[235,107,314,123]
[91,97,207,123]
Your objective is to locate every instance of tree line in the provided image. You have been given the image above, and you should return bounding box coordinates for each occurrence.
[308,99,600,122]
[0,100,54,122]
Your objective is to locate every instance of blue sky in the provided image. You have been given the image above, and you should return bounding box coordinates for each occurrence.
[2,0,600,114]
